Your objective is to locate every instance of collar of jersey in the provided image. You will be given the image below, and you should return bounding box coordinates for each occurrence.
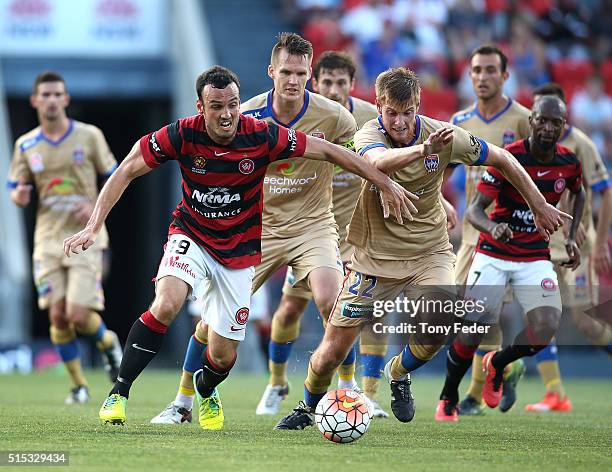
[39,119,74,146]
[560,125,572,143]
[377,114,421,147]
[474,97,513,124]
[348,96,354,113]
[266,89,310,128]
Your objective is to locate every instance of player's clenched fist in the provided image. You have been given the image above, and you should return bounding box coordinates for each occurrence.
[490,222,513,242]
[63,227,97,257]
[11,180,33,208]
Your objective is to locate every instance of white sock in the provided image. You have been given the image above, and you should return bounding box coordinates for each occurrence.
[338,378,358,390]
[174,392,194,410]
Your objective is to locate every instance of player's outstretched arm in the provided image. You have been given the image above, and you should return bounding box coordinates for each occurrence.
[564,186,586,270]
[485,144,571,240]
[304,135,417,224]
[63,141,152,256]
[466,193,513,242]
[367,127,454,174]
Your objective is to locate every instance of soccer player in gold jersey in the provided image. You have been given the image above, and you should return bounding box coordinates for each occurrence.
[275,67,570,429]
[524,82,612,413]
[8,71,122,404]
[445,45,531,415]
[149,35,414,425]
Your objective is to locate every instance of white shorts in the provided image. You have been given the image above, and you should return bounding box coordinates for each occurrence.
[188,283,270,322]
[465,252,562,321]
[156,234,254,341]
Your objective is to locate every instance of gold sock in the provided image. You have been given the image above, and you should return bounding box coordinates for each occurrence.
[389,355,408,380]
[64,358,87,387]
[537,360,565,396]
[178,370,195,396]
[338,363,355,382]
[305,361,336,395]
[363,376,380,400]
[269,361,289,387]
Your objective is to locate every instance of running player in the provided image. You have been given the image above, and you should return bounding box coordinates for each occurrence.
[8,71,122,404]
[525,83,612,413]
[148,34,382,423]
[254,50,390,417]
[446,45,531,415]
[436,95,584,420]
[63,65,414,428]
[274,68,570,429]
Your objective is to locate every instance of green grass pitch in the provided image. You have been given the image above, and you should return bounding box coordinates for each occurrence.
[0,370,610,471]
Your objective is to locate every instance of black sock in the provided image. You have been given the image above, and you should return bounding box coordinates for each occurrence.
[492,327,543,372]
[196,351,235,398]
[440,340,476,404]
[110,311,167,398]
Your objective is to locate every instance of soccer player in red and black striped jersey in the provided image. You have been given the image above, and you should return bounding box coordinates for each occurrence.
[436,95,585,421]
[62,65,417,427]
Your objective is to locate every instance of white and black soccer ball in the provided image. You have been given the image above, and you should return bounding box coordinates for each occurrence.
[315,388,371,444]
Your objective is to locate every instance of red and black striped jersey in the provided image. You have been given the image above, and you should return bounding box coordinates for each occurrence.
[140,114,307,268]
[476,139,582,262]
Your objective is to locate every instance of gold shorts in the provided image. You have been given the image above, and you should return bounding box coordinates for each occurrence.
[455,242,477,286]
[554,256,598,308]
[329,250,456,328]
[253,226,343,294]
[33,247,104,311]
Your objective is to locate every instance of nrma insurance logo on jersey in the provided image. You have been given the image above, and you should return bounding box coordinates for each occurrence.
[191,187,242,218]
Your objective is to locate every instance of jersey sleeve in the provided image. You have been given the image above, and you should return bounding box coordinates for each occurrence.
[91,126,118,177]
[139,120,183,168]
[354,124,387,156]
[267,122,307,162]
[7,141,33,189]
[579,136,610,192]
[333,106,358,150]
[450,126,489,166]
[476,167,505,199]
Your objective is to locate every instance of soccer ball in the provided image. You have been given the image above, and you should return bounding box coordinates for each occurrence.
[315,388,371,444]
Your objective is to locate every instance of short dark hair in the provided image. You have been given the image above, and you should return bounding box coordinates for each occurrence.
[271,32,313,65]
[469,44,508,73]
[313,51,357,81]
[533,82,566,103]
[32,70,65,94]
[375,67,421,107]
[195,66,240,100]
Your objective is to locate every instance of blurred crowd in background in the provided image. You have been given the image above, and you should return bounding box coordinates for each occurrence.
[283,0,612,164]
[280,0,612,238]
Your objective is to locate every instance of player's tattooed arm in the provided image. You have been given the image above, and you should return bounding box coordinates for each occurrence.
[484,143,571,240]
[563,186,585,270]
[63,141,152,256]
[304,135,418,223]
[466,192,512,242]
[366,127,454,174]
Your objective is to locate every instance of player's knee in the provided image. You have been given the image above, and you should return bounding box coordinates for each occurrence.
[207,349,236,371]
[533,311,561,342]
[150,295,182,324]
[49,308,69,329]
[275,297,306,326]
